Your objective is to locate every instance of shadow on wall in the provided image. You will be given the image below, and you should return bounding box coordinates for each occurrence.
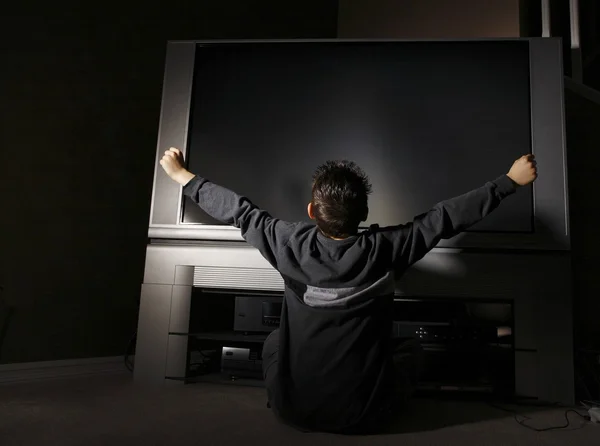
[0,1,339,364]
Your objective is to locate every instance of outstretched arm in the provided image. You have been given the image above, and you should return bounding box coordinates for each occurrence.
[382,154,538,268]
[160,148,295,267]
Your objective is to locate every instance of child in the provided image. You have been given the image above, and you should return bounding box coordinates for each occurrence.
[160,148,537,433]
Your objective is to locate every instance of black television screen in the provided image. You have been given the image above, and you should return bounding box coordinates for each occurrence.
[183,41,533,232]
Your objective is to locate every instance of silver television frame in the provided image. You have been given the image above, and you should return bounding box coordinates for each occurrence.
[136,38,574,403]
[147,38,569,251]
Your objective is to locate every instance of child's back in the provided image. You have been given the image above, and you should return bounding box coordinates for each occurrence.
[160,148,537,433]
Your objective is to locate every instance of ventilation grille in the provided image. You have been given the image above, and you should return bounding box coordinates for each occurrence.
[193,266,284,291]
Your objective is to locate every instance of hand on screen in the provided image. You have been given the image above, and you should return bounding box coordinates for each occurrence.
[507,154,537,186]
[160,147,194,185]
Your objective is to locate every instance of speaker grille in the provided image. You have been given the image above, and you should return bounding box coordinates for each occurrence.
[193,266,284,291]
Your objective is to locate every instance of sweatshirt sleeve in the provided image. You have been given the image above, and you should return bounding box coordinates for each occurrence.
[182,176,296,268]
[380,175,518,268]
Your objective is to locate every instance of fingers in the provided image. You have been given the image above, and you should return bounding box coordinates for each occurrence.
[519,154,537,169]
[529,156,538,179]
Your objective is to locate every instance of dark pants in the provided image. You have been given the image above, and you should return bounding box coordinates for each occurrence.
[262,329,282,408]
[262,329,423,425]
[390,335,423,403]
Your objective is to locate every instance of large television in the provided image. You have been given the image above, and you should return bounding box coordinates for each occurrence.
[148,39,569,250]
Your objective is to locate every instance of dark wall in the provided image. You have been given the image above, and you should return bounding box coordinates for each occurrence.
[0,1,338,364]
[338,0,600,367]
[565,87,600,401]
[1,1,597,367]
[565,88,600,345]
[338,0,522,38]
[580,0,600,90]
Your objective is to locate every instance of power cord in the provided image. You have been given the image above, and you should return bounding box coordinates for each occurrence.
[515,409,589,432]
[124,331,137,372]
[124,302,141,373]
[190,349,218,376]
[487,401,591,431]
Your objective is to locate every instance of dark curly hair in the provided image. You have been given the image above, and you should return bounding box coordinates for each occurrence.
[311,160,372,238]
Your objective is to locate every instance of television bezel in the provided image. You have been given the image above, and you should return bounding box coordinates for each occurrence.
[147,38,569,251]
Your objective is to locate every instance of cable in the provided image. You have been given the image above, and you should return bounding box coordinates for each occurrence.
[581,400,600,407]
[514,409,589,432]
[124,331,137,372]
[487,402,590,431]
[197,350,211,359]
[190,349,218,376]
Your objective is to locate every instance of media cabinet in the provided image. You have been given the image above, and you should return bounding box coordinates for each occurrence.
[134,241,574,404]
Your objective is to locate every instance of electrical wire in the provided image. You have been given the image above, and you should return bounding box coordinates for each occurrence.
[124,331,137,372]
[514,409,589,432]
[190,349,218,376]
[488,401,590,431]
[582,400,600,407]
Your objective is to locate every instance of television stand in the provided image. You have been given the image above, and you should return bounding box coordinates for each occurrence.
[133,241,575,405]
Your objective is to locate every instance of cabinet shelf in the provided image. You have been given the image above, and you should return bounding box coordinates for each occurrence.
[169,330,269,343]
[166,373,265,387]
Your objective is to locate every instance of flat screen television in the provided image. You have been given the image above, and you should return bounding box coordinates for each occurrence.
[148,39,569,251]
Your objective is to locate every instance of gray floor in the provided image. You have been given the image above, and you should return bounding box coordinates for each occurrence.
[0,372,596,446]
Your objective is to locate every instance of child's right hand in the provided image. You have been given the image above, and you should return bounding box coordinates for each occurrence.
[507,154,538,186]
[160,147,195,185]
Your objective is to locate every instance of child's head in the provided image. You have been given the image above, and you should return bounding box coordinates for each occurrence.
[308,160,372,239]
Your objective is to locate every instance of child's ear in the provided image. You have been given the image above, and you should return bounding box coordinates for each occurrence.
[307,202,315,220]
